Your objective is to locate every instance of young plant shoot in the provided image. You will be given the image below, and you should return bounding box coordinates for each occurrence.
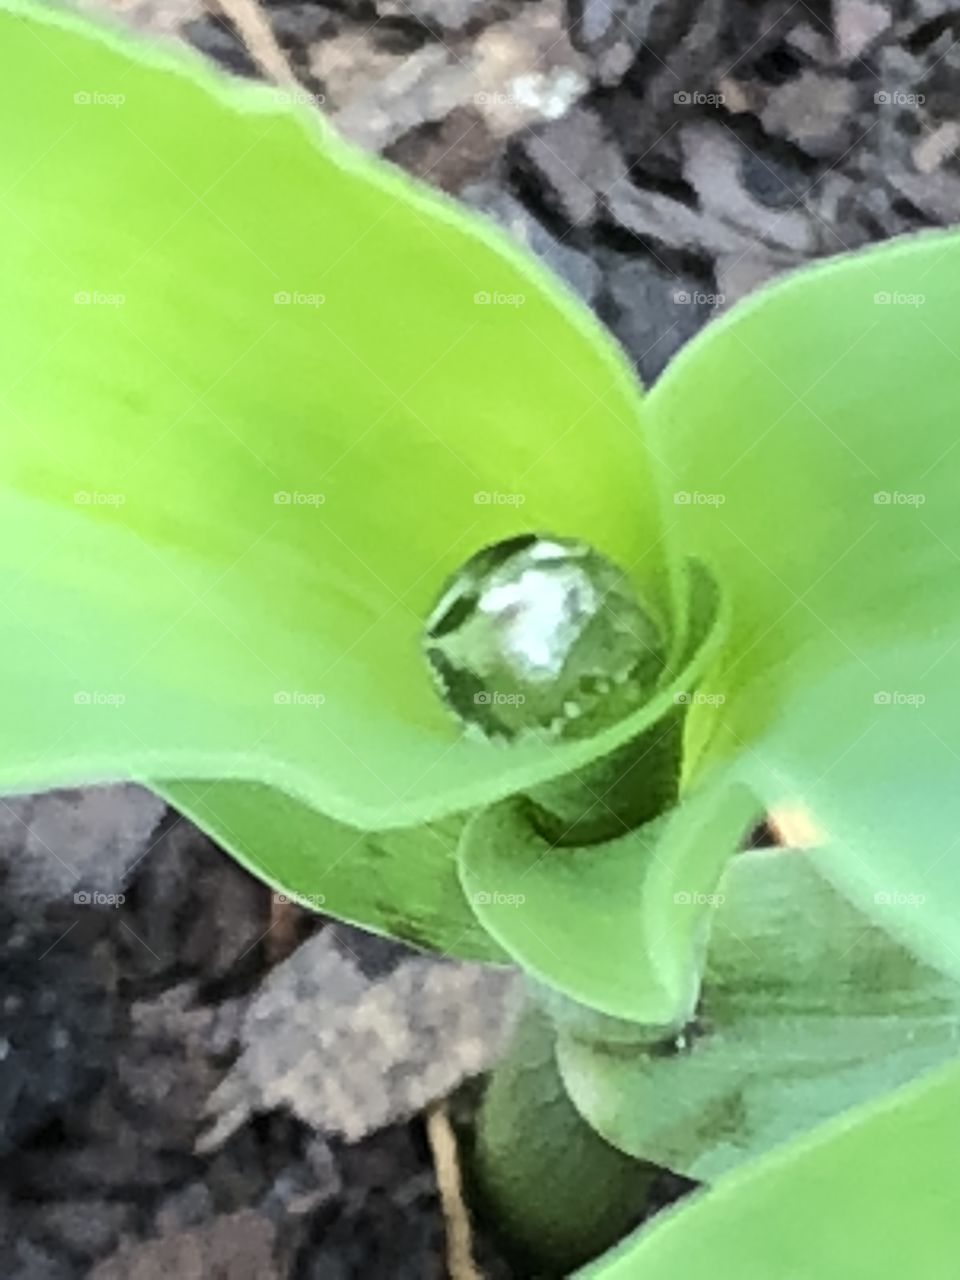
[2,1,960,1275]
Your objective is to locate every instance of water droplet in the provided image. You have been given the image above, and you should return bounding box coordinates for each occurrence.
[424,535,665,741]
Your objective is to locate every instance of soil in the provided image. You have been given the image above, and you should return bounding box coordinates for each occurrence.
[0,788,518,1278]
[6,0,959,1273]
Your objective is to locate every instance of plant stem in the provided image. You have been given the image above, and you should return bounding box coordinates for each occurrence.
[469,999,657,1277]
[528,709,684,846]
[469,702,687,1270]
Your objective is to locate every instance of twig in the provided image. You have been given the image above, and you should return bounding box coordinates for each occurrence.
[264,892,303,965]
[426,1101,483,1280]
[205,0,297,85]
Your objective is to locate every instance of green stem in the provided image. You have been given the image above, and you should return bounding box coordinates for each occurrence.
[470,999,657,1277]
[469,683,688,1269]
[528,709,683,846]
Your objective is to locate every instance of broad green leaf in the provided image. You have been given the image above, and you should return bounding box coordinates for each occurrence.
[648,231,960,975]
[578,1057,960,1280]
[155,778,506,960]
[559,846,960,1179]
[458,781,759,1026]
[769,647,960,985]
[0,0,676,829]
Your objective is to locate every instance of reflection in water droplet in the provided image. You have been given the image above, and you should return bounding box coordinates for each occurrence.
[424,535,665,741]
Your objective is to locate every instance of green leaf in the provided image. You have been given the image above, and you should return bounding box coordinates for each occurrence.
[648,231,960,976]
[559,846,960,1179]
[155,779,506,960]
[769,647,960,984]
[577,1057,960,1280]
[458,781,759,1026]
[0,0,675,829]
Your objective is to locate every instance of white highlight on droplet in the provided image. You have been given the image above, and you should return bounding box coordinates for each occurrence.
[478,555,598,681]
